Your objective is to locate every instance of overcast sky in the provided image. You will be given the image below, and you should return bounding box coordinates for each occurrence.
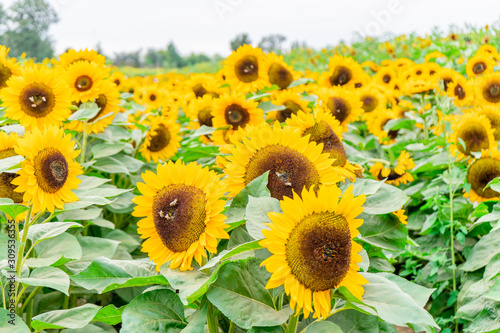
[1,0,499,57]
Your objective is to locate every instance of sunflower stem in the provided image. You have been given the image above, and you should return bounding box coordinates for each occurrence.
[19,286,41,316]
[206,302,219,333]
[447,138,459,333]
[286,313,299,333]
[228,321,235,333]
[79,119,88,165]
[14,204,33,314]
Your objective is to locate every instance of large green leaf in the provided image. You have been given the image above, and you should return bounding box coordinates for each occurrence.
[245,196,281,240]
[200,240,262,270]
[31,304,101,331]
[69,102,100,121]
[0,155,23,173]
[359,273,438,328]
[92,304,125,325]
[25,232,82,268]
[462,229,500,272]
[0,200,28,219]
[225,171,270,224]
[363,182,409,215]
[77,236,120,260]
[305,321,343,333]
[0,308,30,333]
[121,289,187,333]
[26,222,82,245]
[70,257,168,293]
[206,258,292,329]
[19,266,70,295]
[358,213,407,251]
[91,142,126,159]
[327,309,379,332]
[180,299,208,333]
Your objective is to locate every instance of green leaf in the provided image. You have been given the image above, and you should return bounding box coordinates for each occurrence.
[0,308,30,332]
[358,213,408,251]
[92,304,125,325]
[76,175,111,190]
[25,232,82,268]
[26,222,82,245]
[363,182,409,215]
[327,309,378,332]
[0,200,28,219]
[121,289,187,333]
[258,101,286,113]
[0,155,23,173]
[19,266,70,295]
[305,321,343,333]
[200,240,262,270]
[359,273,438,327]
[245,196,281,240]
[77,236,120,260]
[462,229,500,272]
[191,125,215,137]
[160,265,214,305]
[91,142,126,159]
[31,304,101,331]
[347,178,384,196]
[92,156,130,175]
[206,258,293,329]
[69,102,100,121]
[383,118,416,132]
[70,257,167,293]
[464,302,500,333]
[225,171,270,224]
[378,273,435,308]
[180,299,208,333]
[57,208,102,221]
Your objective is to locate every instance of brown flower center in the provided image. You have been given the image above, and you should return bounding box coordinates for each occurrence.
[147,124,171,152]
[329,66,352,86]
[19,83,56,118]
[235,55,259,83]
[468,157,500,199]
[225,104,250,129]
[268,63,293,89]
[33,147,69,193]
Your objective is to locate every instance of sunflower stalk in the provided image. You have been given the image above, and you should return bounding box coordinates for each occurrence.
[286,313,299,333]
[14,204,33,313]
[447,151,459,333]
[79,119,88,165]
[206,302,219,333]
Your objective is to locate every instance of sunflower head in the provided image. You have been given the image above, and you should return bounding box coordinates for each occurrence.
[140,116,181,163]
[223,45,269,93]
[449,113,497,160]
[465,149,500,202]
[321,55,364,89]
[466,53,495,78]
[223,122,342,199]
[316,87,363,129]
[63,60,109,103]
[0,131,23,203]
[212,93,263,131]
[12,125,82,213]
[266,53,300,89]
[132,161,229,271]
[260,185,367,319]
[268,90,311,123]
[0,46,22,90]
[0,65,72,131]
[476,73,500,105]
[58,48,106,69]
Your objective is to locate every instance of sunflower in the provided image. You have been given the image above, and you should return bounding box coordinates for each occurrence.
[373,66,398,88]
[316,87,363,130]
[318,55,365,89]
[435,68,463,95]
[447,76,474,108]
[58,48,106,69]
[449,113,497,161]
[464,149,500,202]
[212,93,263,131]
[285,108,358,181]
[0,65,72,131]
[466,53,495,78]
[63,60,110,103]
[267,90,311,123]
[266,53,301,90]
[132,160,229,271]
[475,73,500,106]
[186,73,225,99]
[366,109,399,145]
[135,85,168,110]
[260,185,368,319]
[12,126,82,213]
[185,94,215,144]
[356,84,387,120]
[0,45,22,90]
[0,131,23,204]
[472,105,500,140]
[369,150,415,186]
[223,45,269,93]
[223,122,342,199]
[140,116,181,163]
[65,81,121,134]
[110,71,126,91]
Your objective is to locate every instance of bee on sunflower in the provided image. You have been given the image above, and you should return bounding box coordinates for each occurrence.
[449,112,497,161]
[140,116,181,163]
[132,160,230,271]
[0,65,72,131]
[12,126,82,213]
[369,150,415,186]
[260,185,368,319]
[464,149,500,203]
[222,121,342,199]
[223,45,269,93]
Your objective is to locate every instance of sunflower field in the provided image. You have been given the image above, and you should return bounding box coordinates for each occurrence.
[1,25,500,333]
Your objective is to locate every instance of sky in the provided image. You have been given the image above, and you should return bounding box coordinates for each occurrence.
[1,0,499,58]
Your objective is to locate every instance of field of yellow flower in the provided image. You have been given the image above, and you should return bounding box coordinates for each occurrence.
[1,25,500,333]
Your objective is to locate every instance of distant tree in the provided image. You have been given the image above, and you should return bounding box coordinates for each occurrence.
[230,33,252,51]
[163,42,185,68]
[258,34,287,53]
[145,48,163,67]
[0,4,6,45]
[291,40,309,50]
[113,50,142,67]
[3,0,58,59]
[185,53,210,66]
